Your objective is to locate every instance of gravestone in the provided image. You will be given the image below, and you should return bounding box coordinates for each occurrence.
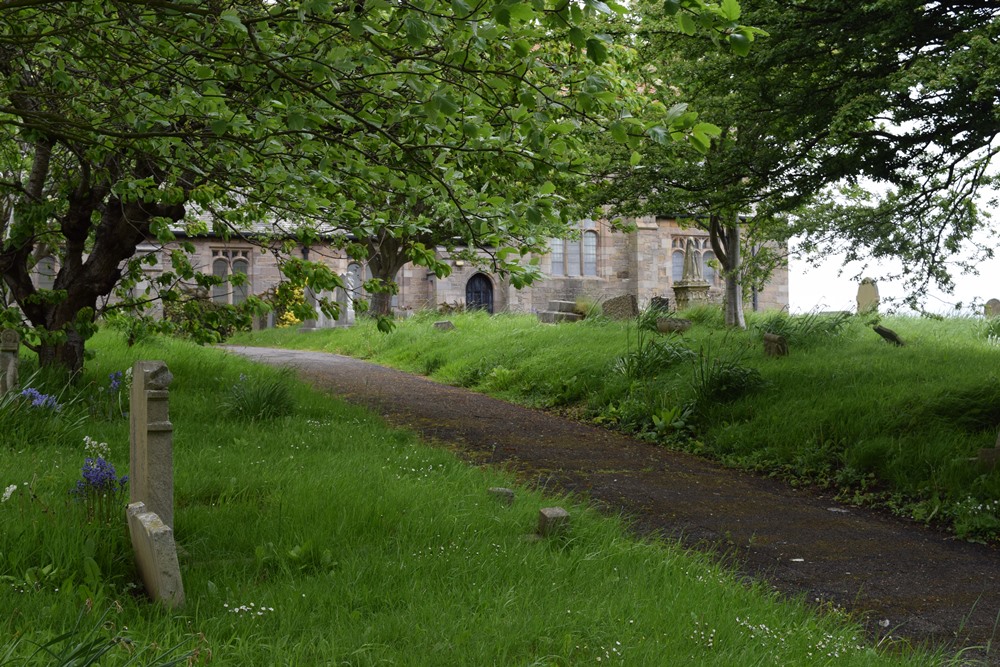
[763,333,788,357]
[488,487,515,506]
[602,294,639,320]
[433,321,455,331]
[985,298,1000,318]
[0,329,19,395]
[537,507,570,537]
[873,325,904,347]
[978,432,1000,469]
[127,501,184,607]
[650,296,671,314]
[656,318,692,334]
[857,278,880,314]
[129,360,175,530]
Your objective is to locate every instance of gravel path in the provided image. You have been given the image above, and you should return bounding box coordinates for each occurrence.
[225,345,1000,663]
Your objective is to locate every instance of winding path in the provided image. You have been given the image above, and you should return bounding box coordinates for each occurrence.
[225,345,1000,663]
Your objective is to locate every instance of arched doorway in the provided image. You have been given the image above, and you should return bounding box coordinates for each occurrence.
[466,273,494,313]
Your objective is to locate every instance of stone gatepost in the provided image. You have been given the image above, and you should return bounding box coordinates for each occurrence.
[0,329,19,396]
[129,360,175,530]
[672,239,711,311]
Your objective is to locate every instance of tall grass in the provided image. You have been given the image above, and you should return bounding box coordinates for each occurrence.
[232,310,1000,542]
[0,330,946,665]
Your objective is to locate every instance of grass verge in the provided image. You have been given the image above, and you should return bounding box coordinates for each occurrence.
[0,330,949,664]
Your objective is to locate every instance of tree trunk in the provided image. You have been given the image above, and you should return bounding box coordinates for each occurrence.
[38,328,86,376]
[365,234,410,318]
[709,212,746,329]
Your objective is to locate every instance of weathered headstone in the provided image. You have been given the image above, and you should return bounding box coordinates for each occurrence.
[985,298,1000,318]
[127,501,184,608]
[488,487,515,506]
[763,333,789,357]
[537,506,570,537]
[602,294,639,320]
[873,325,904,347]
[857,278,880,314]
[650,296,671,314]
[0,329,19,396]
[656,318,692,334]
[673,239,711,311]
[129,360,175,531]
[433,321,456,331]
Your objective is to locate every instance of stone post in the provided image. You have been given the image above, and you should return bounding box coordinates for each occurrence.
[129,360,175,531]
[0,329,19,396]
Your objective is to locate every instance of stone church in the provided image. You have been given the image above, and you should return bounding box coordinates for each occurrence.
[34,216,787,323]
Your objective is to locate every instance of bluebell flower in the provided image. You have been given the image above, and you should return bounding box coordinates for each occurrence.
[108,371,123,392]
[20,387,59,410]
[77,456,125,494]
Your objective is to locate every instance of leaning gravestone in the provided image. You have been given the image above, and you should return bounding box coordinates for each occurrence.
[857,278,880,314]
[128,360,184,607]
[602,294,639,320]
[985,298,1000,318]
[127,501,184,608]
[0,329,19,396]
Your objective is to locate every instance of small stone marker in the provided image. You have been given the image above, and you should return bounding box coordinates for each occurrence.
[433,321,455,331]
[657,318,691,334]
[602,294,639,320]
[0,329,19,395]
[872,325,904,347]
[857,278,880,314]
[488,487,515,505]
[129,360,175,531]
[537,507,570,537]
[127,501,184,608]
[763,332,789,357]
[985,298,1000,318]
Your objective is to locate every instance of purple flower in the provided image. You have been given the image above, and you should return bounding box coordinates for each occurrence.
[20,387,60,410]
[108,371,123,392]
[75,456,126,495]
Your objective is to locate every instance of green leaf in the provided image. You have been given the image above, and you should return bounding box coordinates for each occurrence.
[586,38,608,65]
[677,12,697,36]
[220,9,247,33]
[568,26,587,49]
[540,180,556,195]
[693,122,722,137]
[508,3,535,22]
[663,0,681,15]
[729,30,752,56]
[629,151,642,166]
[720,0,741,21]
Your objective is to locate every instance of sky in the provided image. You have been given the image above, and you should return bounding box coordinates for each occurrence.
[787,243,1000,315]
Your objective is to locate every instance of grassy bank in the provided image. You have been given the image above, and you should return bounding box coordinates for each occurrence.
[233,308,1000,542]
[0,331,948,664]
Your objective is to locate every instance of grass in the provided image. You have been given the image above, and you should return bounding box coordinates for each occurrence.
[232,308,1000,543]
[0,329,953,665]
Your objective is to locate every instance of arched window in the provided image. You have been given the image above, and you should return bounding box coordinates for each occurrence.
[210,249,252,305]
[583,231,598,276]
[702,250,717,284]
[549,219,599,277]
[36,255,57,290]
[671,250,686,282]
[549,239,565,276]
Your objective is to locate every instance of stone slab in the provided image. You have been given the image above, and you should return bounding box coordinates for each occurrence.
[985,299,1000,318]
[433,321,455,331]
[538,506,570,536]
[488,487,515,506]
[127,502,184,608]
[537,311,583,324]
[602,294,639,320]
[857,278,880,314]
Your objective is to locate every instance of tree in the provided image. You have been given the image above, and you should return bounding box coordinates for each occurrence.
[0,0,751,372]
[724,0,1000,302]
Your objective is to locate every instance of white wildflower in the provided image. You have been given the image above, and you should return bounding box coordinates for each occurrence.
[83,436,110,458]
[2,484,16,503]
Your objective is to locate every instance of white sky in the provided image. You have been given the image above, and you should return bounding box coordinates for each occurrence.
[787,245,1000,315]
